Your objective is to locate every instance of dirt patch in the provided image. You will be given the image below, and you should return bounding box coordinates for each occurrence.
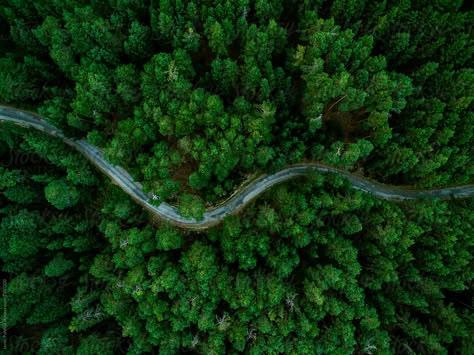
[323,97,368,142]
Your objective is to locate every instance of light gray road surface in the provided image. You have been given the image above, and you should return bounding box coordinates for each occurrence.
[1,105,473,230]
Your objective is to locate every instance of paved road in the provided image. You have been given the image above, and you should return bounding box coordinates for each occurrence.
[1,105,473,230]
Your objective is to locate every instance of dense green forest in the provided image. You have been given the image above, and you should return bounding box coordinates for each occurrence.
[0,0,473,354]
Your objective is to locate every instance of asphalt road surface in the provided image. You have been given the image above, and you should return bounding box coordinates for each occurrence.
[1,105,473,230]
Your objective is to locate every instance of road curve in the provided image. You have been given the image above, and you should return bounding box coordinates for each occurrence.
[1,105,473,230]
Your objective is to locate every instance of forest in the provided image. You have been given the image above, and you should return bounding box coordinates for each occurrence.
[0,0,473,354]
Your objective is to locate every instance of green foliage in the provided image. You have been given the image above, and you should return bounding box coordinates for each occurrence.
[38,322,74,355]
[0,56,47,103]
[0,209,43,260]
[0,1,473,354]
[178,193,205,220]
[44,179,80,210]
[156,224,184,250]
[44,252,75,277]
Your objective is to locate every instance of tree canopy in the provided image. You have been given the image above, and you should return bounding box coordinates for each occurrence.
[0,1,473,354]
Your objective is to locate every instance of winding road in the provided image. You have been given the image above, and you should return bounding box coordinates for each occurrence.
[1,105,473,230]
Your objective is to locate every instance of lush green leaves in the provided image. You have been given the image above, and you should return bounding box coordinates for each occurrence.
[0,1,472,354]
